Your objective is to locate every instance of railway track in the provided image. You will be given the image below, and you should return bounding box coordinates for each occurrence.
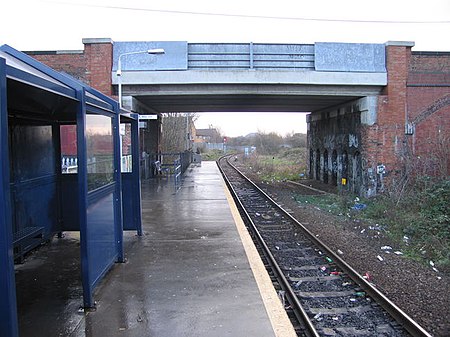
[217,155,432,337]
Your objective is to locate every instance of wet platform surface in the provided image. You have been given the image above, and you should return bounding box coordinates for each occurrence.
[15,162,285,336]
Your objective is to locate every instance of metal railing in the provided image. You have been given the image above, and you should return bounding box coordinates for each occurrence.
[142,152,193,184]
[187,43,315,70]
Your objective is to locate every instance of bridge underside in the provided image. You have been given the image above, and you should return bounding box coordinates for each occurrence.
[123,84,382,113]
[133,93,362,113]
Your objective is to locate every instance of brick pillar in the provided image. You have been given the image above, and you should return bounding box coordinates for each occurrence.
[361,41,414,193]
[82,38,114,97]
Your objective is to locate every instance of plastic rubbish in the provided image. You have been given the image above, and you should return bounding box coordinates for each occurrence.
[314,313,323,321]
[363,272,371,281]
[278,290,286,307]
[294,280,302,288]
[352,203,367,211]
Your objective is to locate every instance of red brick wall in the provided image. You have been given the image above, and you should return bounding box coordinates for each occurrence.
[29,51,87,83]
[83,41,113,96]
[361,44,413,188]
[27,39,114,98]
[407,52,450,176]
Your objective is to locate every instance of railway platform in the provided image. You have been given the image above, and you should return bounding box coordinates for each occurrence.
[15,161,295,337]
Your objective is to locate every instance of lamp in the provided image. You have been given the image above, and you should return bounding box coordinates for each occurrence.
[117,48,165,108]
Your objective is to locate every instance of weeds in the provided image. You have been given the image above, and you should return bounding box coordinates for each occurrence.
[245,149,449,271]
[244,149,307,182]
[294,177,450,271]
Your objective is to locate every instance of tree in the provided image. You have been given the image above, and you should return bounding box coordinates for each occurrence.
[285,132,307,148]
[161,113,197,152]
[254,130,283,155]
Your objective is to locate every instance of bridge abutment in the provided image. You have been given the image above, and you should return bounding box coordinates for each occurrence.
[308,42,416,197]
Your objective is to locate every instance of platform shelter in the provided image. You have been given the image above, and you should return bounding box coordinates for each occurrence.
[0,45,141,337]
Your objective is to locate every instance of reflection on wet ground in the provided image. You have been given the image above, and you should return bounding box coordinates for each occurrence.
[15,162,276,337]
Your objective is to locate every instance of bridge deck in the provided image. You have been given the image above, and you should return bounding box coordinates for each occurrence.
[15,161,295,337]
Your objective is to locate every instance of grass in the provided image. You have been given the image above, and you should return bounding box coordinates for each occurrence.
[293,178,450,272]
[236,148,450,271]
[201,149,225,161]
[243,148,307,182]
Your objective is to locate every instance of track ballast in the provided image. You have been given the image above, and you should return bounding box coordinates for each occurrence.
[217,155,431,337]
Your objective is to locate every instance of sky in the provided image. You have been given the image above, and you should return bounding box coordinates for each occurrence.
[2,0,449,137]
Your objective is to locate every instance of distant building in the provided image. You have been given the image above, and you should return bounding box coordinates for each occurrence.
[194,128,222,144]
[193,127,224,152]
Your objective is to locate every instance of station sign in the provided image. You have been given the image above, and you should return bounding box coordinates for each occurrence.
[139,114,158,120]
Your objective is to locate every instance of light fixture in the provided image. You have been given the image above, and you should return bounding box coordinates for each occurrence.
[117,49,165,108]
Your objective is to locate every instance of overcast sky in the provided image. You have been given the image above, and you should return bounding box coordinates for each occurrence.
[2,0,449,136]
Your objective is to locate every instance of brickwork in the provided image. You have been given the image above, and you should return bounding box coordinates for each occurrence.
[83,40,113,96]
[27,39,114,98]
[407,52,450,176]
[359,44,413,192]
[29,51,87,83]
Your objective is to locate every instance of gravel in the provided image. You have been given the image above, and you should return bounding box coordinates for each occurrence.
[235,165,449,336]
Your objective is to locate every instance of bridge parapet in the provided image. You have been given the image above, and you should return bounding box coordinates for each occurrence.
[188,43,315,70]
[112,41,386,73]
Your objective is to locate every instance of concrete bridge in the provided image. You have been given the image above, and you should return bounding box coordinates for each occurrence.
[112,41,386,115]
[30,39,450,196]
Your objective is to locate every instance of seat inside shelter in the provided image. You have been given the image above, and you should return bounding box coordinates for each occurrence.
[0,45,142,337]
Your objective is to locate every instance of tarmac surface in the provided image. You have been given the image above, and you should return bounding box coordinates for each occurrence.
[15,161,295,337]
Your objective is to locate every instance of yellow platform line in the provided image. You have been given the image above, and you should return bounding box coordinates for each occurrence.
[223,181,298,337]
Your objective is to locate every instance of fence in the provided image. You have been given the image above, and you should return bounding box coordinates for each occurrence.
[142,152,193,184]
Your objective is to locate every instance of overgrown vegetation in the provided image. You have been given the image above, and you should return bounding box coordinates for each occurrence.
[241,142,449,271]
[293,177,450,272]
[201,149,225,161]
[242,148,307,182]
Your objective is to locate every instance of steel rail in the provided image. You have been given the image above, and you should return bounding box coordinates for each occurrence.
[219,155,432,337]
[217,156,320,337]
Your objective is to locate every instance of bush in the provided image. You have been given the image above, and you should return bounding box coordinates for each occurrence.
[358,178,450,270]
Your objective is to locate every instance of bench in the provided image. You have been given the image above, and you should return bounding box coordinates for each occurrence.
[153,160,161,173]
[13,226,45,263]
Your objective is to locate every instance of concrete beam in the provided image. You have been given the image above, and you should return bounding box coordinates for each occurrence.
[111,70,387,87]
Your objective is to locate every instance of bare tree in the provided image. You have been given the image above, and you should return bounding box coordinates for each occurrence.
[161,113,197,152]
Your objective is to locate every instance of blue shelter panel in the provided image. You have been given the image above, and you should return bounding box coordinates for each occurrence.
[122,173,135,230]
[86,188,117,288]
[0,57,19,337]
[60,174,80,230]
[82,112,120,303]
[121,114,142,234]
[9,124,59,239]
